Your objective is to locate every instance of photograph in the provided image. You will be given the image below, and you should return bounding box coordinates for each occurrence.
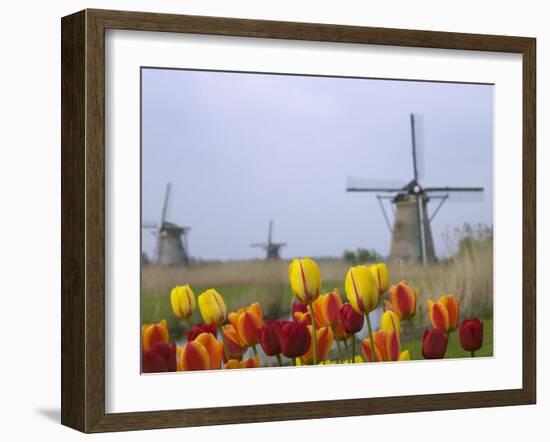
[140,67,494,373]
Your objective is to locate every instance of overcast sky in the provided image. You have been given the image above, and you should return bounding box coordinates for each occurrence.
[141,68,493,261]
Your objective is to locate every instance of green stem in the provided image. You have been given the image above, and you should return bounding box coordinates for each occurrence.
[365,312,377,362]
[252,345,258,356]
[276,353,283,367]
[380,293,386,312]
[335,337,344,362]
[352,334,356,363]
[308,303,318,365]
[470,351,475,358]
[217,325,231,364]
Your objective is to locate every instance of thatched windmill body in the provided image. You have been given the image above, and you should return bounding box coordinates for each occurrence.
[142,183,190,265]
[250,220,286,259]
[347,114,484,265]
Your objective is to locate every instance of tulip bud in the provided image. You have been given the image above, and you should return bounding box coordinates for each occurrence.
[177,340,210,371]
[388,281,418,320]
[187,322,217,341]
[224,357,260,369]
[229,303,264,347]
[170,284,195,319]
[422,328,448,359]
[260,320,282,356]
[195,332,224,370]
[198,289,227,326]
[277,320,311,358]
[380,310,401,335]
[302,326,334,363]
[399,350,411,361]
[142,319,169,351]
[344,265,379,315]
[338,303,364,334]
[289,258,322,303]
[222,324,246,361]
[370,263,389,294]
[428,294,459,332]
[320,290,344,327]
[142,341,177,373]
[459,318,484,352]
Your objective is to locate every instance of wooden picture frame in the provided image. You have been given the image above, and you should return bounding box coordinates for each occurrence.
[61,8,536,433]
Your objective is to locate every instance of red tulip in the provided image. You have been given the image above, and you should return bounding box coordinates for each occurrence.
[459,318,484,352]
[339,303,364,334]
[260,320,282,356]
[187,322,217,341]
[142,341,176,373]
[277,320,311,358]
[422,328,448,359]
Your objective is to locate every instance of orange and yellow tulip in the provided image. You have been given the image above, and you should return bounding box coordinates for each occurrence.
[428,294,460,332]
[177,340,210,371]
[198,289,227,326]
[386,281,418,320]
[222,324,247,361]
[370,263,389,294]
[380,310,401,335]
[224,357,260,369]
[229,303,264,347]
[301,326,334,363]
[194,332,224,370]
[344,265,379,315]
[318,289,344,327]
[170,284,195,319]
[142,319,169,351]
[361,330,402,362]
[289,257,321,304]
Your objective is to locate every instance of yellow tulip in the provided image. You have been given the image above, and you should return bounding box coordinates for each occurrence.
[380,310,401,334]
[344,265,379,315]
[170,284,195,319]
[289,257,321,304]
[398,350,411,361]
[198,289,227,326]
[370,263,389,294]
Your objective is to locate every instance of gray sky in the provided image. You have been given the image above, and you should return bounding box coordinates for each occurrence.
[141,68,493,261]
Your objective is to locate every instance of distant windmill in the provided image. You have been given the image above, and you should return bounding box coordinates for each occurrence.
[142,183,191,266]
[346,114,484,265]
[250,220,286,260]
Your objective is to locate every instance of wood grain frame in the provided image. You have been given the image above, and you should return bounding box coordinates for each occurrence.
[61,9,536,433]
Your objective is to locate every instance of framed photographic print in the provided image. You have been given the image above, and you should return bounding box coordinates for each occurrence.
[61,9,536,433]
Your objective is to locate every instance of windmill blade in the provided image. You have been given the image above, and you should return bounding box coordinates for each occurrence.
[424,186,483,192]
[429,190,485,203]
[160,182,171,226]
[268,220,273,244]
[346,177,405,192]
[250,243,267,248]
[410,114,419,182]
[141,223,158,229]
[416,194,428,265]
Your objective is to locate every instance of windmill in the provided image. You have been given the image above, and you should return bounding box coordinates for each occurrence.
[250,220,286,260]
[142,183,191,266]
[346,114,484,265]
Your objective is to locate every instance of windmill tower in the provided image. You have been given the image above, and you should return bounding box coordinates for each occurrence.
[346,114,484,265]
[250,220,287,260]
[142,183,191,266]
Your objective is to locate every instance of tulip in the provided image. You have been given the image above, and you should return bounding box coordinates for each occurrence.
[142,319,169,351]
[177,340,210,371]
[221,324,247,361]
[339,303,364,334]
[288,257,322,304]
[229,303,264,347]
[380,310,401,335]
[345,265,379,361]
[344,265,379,315]
[311,297,329,328]
[398,350,411,361]
[224,357,260,369]
[428,294,460,332]
[293,310,312,325]
[459,318,484,355]
[277,320,311,359]
[289,257,322,364]
[422,328,448,359]
[198,289,227,326]
[260,320,282,357]
[187,322,217,341]
[195,332,224,369]
[387,281,418,320]
[361,330,400,362]
[170,284,195,319]
[142,341,177,373]
[319,290,344,327]
[370,263,389,295]
[302,326,334,364]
